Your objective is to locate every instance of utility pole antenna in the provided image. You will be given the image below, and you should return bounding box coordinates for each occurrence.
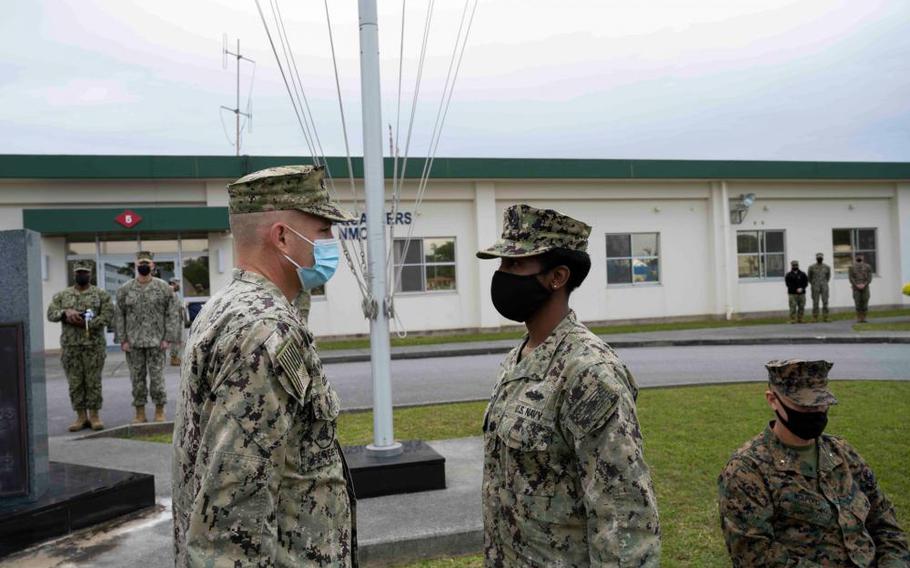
[221,34,255,156]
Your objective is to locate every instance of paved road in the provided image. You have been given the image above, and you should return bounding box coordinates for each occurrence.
[45,343,910,436]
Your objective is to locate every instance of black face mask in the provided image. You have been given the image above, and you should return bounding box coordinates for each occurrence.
[137,264,151,276]
[491,270,551,322]
[775,397,828,440]
[74,273,91,286]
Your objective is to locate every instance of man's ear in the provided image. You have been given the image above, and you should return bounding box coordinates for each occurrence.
[268,222,290,252]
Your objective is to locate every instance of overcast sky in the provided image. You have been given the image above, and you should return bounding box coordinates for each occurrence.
[1,0,908,161]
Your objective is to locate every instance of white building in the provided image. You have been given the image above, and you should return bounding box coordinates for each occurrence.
[1,154,908,351]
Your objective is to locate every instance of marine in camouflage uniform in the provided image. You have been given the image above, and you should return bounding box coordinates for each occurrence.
[172,165,358,567]
[718,359,910,567]
[114,251,181,423]
[478,204,661,567]
[849,255,874,322]
[807,252,831,322]
[46,261,114,431]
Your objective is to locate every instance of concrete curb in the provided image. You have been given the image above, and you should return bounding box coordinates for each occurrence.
[359,528,482,567]
[321,335,910,364]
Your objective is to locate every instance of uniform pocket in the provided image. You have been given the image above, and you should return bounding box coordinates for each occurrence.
[496,413,564,497]
[188,451,271,562]
[497,413,553,452]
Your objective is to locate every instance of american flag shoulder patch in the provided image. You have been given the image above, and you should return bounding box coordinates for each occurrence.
[276,338,308,401]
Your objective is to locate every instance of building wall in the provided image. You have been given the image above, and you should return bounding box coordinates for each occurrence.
[1,175,907,350]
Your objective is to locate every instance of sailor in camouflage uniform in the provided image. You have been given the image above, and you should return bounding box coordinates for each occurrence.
[477,204,661,567]
[46,261,114,431]
[718,359,909,567]
[168,277,189,366]
[807,252,831,322]
[172,165,358,567]
[849,254,874,322]
[114,251,181,423]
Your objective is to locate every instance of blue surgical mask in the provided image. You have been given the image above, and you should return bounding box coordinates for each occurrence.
[283,226,340,290]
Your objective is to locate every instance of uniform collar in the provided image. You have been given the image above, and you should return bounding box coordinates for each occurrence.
[764,422,842,474]
[507,310,582,383]
[232,268,290,306]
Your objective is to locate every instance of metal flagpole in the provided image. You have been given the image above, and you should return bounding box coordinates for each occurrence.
[358,0,402,456]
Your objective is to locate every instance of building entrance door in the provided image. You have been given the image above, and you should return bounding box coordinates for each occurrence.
[99,254,178,346]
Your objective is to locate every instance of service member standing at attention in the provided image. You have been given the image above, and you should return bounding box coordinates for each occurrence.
[46,261,114,431]
[477,204,661,567]
[849,253,874,322]
[114,251,180,424]
[785,260,809,324]
[172,165,357,567]
[808,252,832,322]
[718,359,910,567]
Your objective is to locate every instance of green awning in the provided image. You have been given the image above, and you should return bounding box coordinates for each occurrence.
[22,207,229,236]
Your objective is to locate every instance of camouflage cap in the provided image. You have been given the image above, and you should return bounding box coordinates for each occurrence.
[136,251,154,262]
[766,359,838,408]
[169,277,180,285]
[73,260,93,273]
[790,260,799,266]
[477,204,591,259]
[227,165,356,223]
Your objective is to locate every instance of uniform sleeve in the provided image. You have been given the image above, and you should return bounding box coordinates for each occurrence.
[561,363,661,567]
[718,458,805,567]
[293,290,312,325]
[848,266,858,287]
[47,292,65,322]
[825,265,831,282]
[800,272,809,288]
[92,290,115,331]
[113,286,127,343]
[843,444,910,567]
[182,322,298,566]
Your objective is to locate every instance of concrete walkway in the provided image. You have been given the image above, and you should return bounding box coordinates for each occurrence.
[4,435,484,568]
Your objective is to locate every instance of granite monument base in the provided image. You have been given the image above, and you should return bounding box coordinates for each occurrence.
[0,461,155,558]
[344,440,446,498]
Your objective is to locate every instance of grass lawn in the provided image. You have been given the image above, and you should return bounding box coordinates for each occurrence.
[317,308,910,351]
[133,381,910,567]
[854,320,910,332]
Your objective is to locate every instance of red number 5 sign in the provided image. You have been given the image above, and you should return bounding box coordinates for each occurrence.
[115,210,142,229]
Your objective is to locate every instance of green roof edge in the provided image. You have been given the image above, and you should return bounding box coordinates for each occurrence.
[1,154,909,180]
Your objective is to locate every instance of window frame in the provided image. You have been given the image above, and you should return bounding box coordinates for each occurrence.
[605,232,661,287]
[736,229,787,280]
[832,227,878,278]
[392,236,458,294]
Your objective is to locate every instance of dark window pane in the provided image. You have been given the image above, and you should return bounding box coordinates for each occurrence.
[632,233,659,257]
[425,239,455,263]
[833,253,853,273]
[632,258,659,283]
[832,229,852,251]
[765,254,786,277]
[764,231,785,253]
[606,234,631,258]
[396,265,424,292]
[607,259,632,284]
[394,239,423,265]
[426,265,456,291]
[737,232,759,254]
[858,229,876,251]
[738,255,760,278]
[182,256,210,297]
[863,252,877,274]
[66,260,98,286]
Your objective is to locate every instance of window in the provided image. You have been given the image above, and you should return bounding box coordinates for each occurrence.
[832,228,877,275]
[737,230,786,278]
[606,233,660,285]
[393,237,457,293]
[182,256,210,297]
